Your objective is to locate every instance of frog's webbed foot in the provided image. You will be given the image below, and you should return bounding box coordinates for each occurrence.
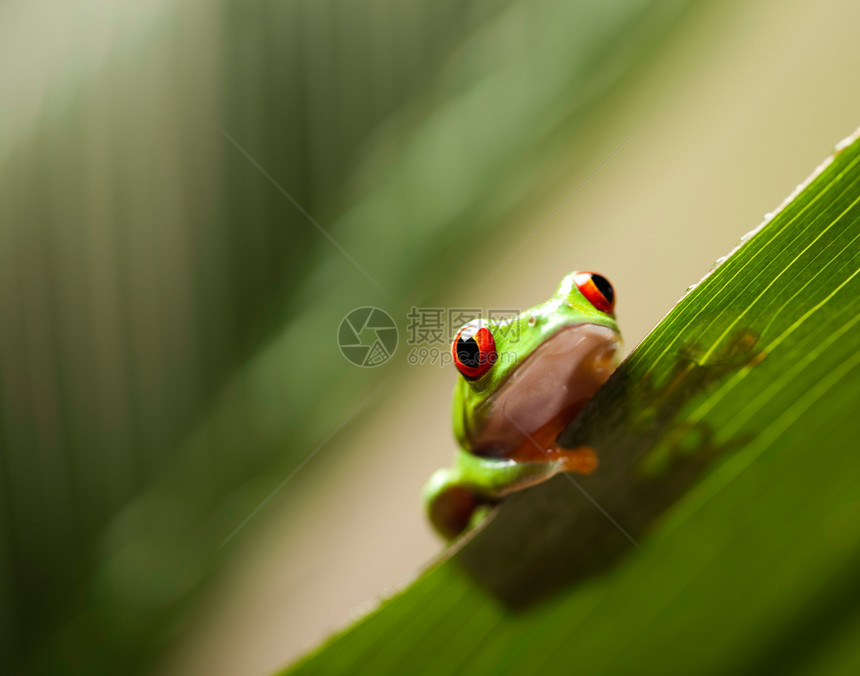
[424,468,496,540]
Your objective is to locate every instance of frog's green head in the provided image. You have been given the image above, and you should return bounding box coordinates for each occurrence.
[451,271,621,457]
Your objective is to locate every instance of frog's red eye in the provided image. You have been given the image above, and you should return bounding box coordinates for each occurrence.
[575,272,615,314]
[452,323,497,380]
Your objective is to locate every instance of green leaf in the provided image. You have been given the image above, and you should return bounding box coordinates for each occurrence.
[282,130,860,675]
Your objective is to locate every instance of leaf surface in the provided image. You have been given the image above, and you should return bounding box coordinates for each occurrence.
[285,130,860,676]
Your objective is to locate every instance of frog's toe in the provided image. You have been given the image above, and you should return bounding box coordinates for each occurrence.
[429,484,478,540]
[425,469,481,540]
[467,502,495,531]
[557,445,599,475]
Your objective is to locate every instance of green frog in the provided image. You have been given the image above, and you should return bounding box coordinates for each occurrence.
[423,271,622,539]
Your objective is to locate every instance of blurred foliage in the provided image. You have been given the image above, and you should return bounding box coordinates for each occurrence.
[285,131,860,675]
[0,0,696,673]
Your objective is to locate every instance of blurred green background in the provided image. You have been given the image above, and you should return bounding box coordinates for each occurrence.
[1,0,859,674]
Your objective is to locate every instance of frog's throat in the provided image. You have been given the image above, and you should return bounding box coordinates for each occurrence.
[463,323,619,459]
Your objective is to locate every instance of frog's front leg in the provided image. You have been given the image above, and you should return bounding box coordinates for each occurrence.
[424,449,593,539]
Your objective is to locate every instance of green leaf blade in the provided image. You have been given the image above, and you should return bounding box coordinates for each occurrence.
[283,130,860,676]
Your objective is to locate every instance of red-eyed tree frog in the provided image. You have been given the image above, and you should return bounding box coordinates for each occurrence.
[424,271,621,539]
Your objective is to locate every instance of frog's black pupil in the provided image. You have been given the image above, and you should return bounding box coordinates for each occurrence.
[457,337,481,368]
[591,274,614,305]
